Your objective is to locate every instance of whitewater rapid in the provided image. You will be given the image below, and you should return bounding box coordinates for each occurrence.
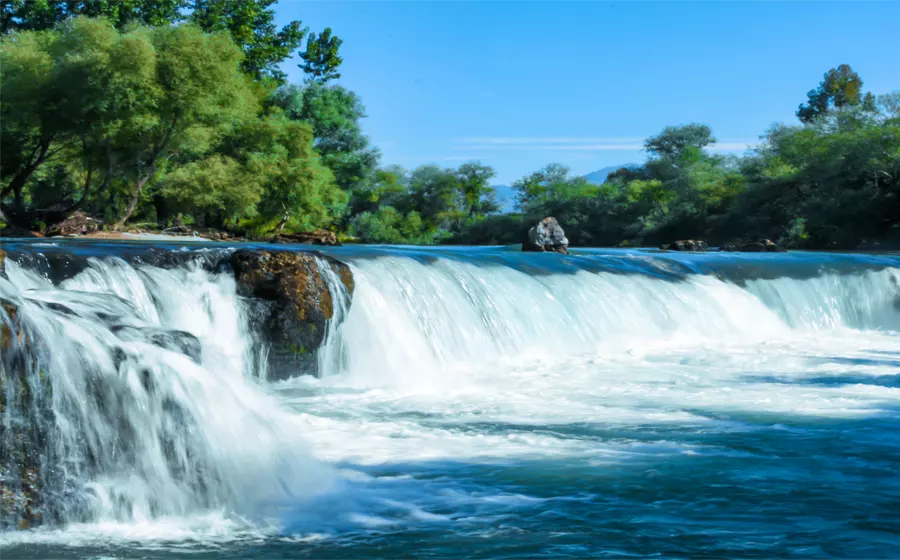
[2,244,899,556]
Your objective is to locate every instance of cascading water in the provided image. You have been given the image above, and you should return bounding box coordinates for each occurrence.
[1,255,331,531]
[2,242,899,558]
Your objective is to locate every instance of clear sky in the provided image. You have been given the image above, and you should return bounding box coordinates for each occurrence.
[275,1,900,184]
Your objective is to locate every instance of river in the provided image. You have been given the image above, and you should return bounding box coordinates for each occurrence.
[1,240,899,558]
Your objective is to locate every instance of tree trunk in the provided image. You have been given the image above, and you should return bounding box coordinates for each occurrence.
[275,211,289,234]
[114,174,151,230]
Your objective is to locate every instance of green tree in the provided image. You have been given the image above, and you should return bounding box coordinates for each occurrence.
[455,162,498,217]
[189,0,305,83]
[644,124,715,159]
[797,64,875,124]
[1,0,306,85]
[108,22,259,227]
[269,83,379,195]
[0,17,259,227]
[299,27,343,84]
[512,164,595,211]
[1,0,184,33]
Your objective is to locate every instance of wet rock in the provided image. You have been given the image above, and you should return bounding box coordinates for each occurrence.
[111,325,203,364]
[228,249,353,380]
[1,299,52,530]
[522,217,569,254]
[720,239,787,253]
[45,211,100,237]
[271,229,341,246]
[660,240,708,252]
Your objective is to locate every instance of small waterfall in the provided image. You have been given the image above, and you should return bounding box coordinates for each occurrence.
[0,257,331,528]
[315,256,352,377]
[1,243,898,535]
[317,254,900,385]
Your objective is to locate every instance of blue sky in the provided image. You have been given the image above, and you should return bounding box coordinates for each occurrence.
[276,1,900,184]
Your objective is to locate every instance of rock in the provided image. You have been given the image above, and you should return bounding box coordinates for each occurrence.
[720,239,787,253]
[522,217,569,254]
[45,211,100,237]
[660,240,708,252]
[270,229,341,246]
[1,299,51,530]
[228,249,354,380]
[111,325,203,364]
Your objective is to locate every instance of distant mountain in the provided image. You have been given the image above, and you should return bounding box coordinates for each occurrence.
[493,184,517,213]
[583,163,640,185]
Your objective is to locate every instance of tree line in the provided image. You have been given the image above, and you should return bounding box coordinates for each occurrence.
[457,64,900,250]
[1,3,897,249]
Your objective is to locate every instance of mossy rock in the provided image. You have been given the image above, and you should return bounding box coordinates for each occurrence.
[228,249,354,380]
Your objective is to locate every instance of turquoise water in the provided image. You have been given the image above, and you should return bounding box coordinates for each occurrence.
[1,241,899,558]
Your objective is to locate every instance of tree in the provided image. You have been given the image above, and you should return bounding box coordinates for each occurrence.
[299,27,343,84]
[269,83,379,195]
[797,64,875,124]
[1,0,306,85]
[1,0,184,33]
[108,22,259,228]
[644,124,715,159]
[455,162,498,217]
[189,0,305,83]
[0,17,260,227]
[511,164,595,211]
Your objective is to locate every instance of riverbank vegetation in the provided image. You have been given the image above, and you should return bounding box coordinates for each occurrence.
[1,2,898,249]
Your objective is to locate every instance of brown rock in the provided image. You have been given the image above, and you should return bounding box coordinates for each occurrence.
[660,240,708,252]
[228,249,353,379]
[271,229,341,246]
[45,211,100,237]
[720,239,787,252]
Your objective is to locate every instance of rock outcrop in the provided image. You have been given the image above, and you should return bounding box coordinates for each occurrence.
[522,217,569,254]
[45,211,100,237]
[720,239,787,252]
[271,229,341,246]
[660,240,708,252]
[1,298,52,530]
[228,249,354,380]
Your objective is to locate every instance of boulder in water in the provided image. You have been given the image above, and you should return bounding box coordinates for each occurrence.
[228,250,353,379]
[720,239,787,252]
[522,217,569,254]
[271,229,341,246]
[660,240,708,252]
[45,211,100,237]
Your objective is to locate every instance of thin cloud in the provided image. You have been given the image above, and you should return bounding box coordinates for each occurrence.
[452,139,758,152]
[455,136,645,145]
[459,143,644,151]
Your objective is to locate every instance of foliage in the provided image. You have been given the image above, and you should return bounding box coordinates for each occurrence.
[797,64,876,124]
[189,0,305,83]
[0,16,339,233]
[299,27,342,84]
[268,83,380,203]
[1,0,314,85]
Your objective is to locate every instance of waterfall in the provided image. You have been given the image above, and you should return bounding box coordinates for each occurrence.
[316,254,900,385]
[1,243,898,541]
[1,256,331,528]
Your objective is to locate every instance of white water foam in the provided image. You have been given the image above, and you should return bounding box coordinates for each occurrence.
[2,251,899,548]
[1,258,332,535]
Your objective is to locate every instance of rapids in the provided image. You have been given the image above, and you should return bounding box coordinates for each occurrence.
[1,241,899,558]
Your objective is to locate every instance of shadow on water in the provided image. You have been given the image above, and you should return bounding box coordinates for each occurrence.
[5,408,900,559]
